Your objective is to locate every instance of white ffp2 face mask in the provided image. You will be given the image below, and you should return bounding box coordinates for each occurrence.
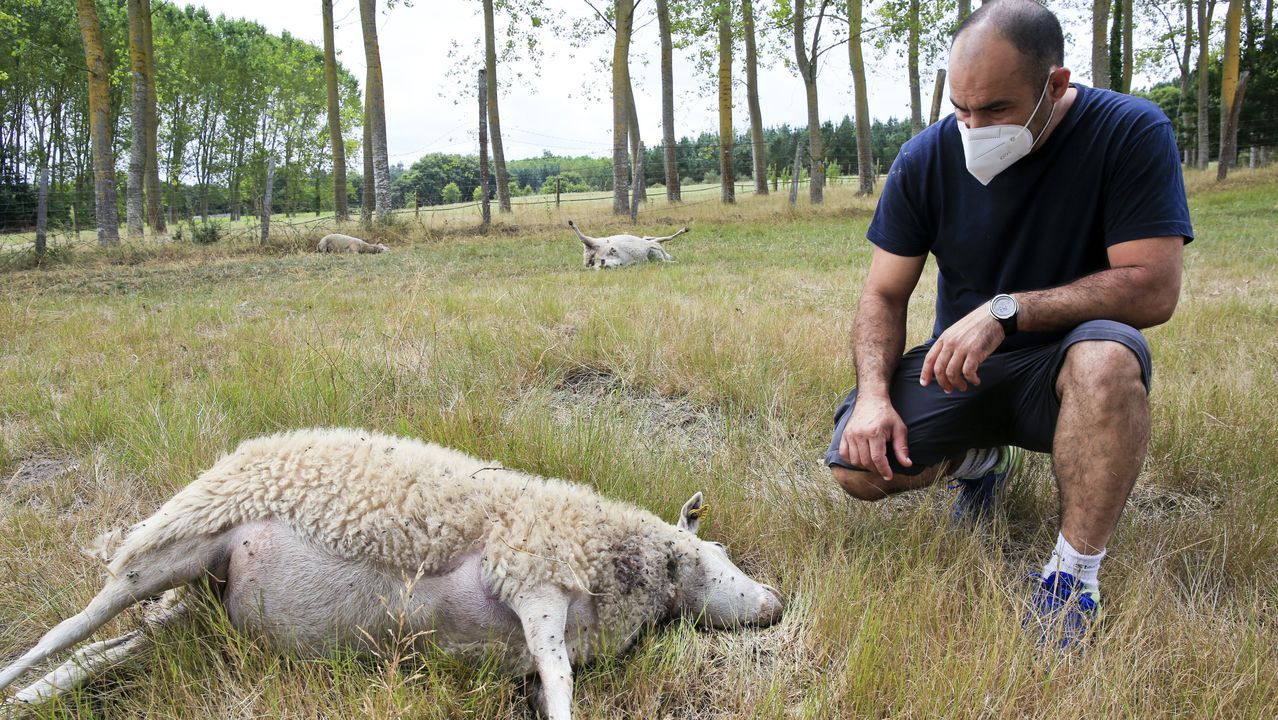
[956,75,1056,186]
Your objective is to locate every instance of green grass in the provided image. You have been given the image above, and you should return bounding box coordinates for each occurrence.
[1,166,1276,717]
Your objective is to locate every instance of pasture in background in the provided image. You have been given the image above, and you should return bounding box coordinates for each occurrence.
[1,167,1276,717]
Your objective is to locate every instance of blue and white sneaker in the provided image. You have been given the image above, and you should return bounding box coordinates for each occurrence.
[949,445,1024,524]
[1024,571,1101,651]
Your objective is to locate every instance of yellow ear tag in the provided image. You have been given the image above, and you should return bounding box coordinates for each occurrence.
[688,504,709,519]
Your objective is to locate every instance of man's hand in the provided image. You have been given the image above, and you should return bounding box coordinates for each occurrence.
[920,302,1005,393]
[840,394,912,480]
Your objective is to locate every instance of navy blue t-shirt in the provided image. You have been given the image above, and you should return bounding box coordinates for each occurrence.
[867,83,1195,352]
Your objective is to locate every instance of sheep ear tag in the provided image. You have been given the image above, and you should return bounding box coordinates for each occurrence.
[677,492,706,535]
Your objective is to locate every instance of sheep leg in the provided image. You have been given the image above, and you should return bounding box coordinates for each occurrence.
[514,589,573,720]
[0,533,225,696]
[9,591,191,706]
[646,227,688,244]
[9,631,143,706]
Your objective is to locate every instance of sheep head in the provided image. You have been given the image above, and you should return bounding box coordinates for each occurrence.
[669,492,784,630]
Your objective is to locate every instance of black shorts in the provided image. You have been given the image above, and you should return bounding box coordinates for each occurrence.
[824,320,1153,474]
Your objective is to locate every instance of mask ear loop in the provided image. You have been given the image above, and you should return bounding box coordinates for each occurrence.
[1012,71,1057,148]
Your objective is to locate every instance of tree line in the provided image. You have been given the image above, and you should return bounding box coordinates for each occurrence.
[0,0,361,237]
[2,0,1274,244]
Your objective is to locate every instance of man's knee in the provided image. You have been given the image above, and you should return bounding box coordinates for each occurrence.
[1058,340,1146,399]
[830,465,891,502]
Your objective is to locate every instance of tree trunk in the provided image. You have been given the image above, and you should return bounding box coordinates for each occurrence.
[142,0,165,235]
[1178,0,1193,160]
[794,0,829,204]
[612,0,634,215]
[626,80,645,202]
[76,0,120,247]
[743,0,767,194]
[478,68,491,230]
[126,0,147,240]
[1196,0,1212,170]
[958,0,971,21]
[908,0,923,135]
[656,0,680,202]
[929,69,946,125]
[359,0,392,222]
[1093,0,1111,88]
[718,0,735,204]
[1109,0,1123,90]
[1121,0,1133,92]
[322,0,349,221]
[1219,0,1243,162]
[362,77,374,224]
[1217,71,1248,181]
[483,0,512,213]
[849,0,874,196]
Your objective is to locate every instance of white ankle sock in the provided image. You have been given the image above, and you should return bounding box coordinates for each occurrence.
[1042,533,1105,591]
[950,447,1000,479]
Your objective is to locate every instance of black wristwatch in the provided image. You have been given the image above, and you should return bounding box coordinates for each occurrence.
[989,293,1019,336]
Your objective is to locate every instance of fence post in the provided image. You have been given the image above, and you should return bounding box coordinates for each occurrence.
[36,168,49,258]
[70,205,81,244]
[556,177,561,208]
[261,157,274,246]
[789,139,802,206]
[415,194,420,221]
[630,141,644,223]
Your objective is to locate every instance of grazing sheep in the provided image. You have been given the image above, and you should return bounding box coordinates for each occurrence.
[317,233,389,253]
[568,219,688,269]
[0,428,783,719]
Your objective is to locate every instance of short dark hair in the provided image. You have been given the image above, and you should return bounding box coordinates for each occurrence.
[953,0,1064,85]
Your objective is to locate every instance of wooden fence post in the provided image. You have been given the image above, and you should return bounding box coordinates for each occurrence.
[261,157,274,246]
[630,141,643,223]
[36,168,49,257]
[789,139,802,206]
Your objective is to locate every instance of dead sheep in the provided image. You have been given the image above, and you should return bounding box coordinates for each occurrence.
[0,428,783,719]
[568,219,688,269]
[317,233,389,253]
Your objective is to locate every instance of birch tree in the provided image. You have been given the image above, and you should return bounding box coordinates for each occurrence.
[359,0,392,221]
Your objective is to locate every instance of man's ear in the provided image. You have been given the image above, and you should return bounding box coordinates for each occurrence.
[677,491,706,534]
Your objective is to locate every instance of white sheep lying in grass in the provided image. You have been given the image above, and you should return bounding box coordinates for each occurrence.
[317,233,389,253]
[568,219,688,269]
[0,428,783,719]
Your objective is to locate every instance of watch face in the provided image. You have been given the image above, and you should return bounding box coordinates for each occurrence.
[991,295,1017,319]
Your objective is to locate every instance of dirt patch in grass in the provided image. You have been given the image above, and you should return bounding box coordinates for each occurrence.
[549,365,728,462]
[3,453,75,495]
[2,452,81,517]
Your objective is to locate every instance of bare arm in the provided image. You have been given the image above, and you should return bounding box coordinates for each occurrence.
[1017,237,1184,332]
[853,248,927,399]
[839,248,926,478]
[921,236,1185,393]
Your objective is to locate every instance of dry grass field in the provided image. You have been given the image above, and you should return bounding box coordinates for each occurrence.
[1,167,1276,718]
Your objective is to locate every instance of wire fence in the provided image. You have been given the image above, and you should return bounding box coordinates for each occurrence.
[0,176,872,272]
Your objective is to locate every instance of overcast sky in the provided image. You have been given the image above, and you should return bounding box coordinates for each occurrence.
[186,0,1132,165]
